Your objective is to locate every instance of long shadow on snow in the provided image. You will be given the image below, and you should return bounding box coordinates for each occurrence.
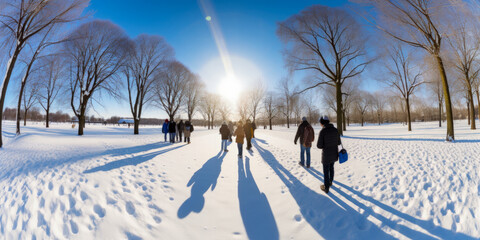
[0,141,174,180]
[252,140,395,239]
[83,145,185,173]
[238,156,279,240]
[306,168,477,240]
[177,151,227,219]
[342,135,480,143]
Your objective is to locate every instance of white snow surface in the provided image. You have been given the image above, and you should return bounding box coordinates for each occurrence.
[0,120,479,239]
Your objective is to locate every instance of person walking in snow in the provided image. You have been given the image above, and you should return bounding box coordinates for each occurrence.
[184,121,194,144]
[317,115,341,194]
[228,121,234,142]
[294,117,315,168]
[162,119,169,142]
[219,121,230,152]
[178,120,185,142]
[169,120,177,143]
[234,121,245,157]
[244,119,254,151]
[251,121,257,138]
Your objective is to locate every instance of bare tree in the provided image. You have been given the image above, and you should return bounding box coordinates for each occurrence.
[357,0,456,140]
[0,0,87,147]
[247,82,265,124]
[66,20,129,135]
[278,78,295,128]
[124,34,173,134]
[37,55,64,128]
[448,21,480,130]
[154,61,191,122]
[354,91,372,127]
[218,99,232,121]
[22,80,39,126]
[372,91,386,125]
[237,92,250,122]
[184,74,204,122]
[263,91,278,130]
[383,45,423,131]
[200,92,220,129]
[277,5,370,135]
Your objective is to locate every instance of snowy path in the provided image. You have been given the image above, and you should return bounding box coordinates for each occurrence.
[0,121,479,239]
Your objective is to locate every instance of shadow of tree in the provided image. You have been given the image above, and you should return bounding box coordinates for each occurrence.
[307,168,477,240]
[238,156,279,240]
[177,151,227,219]
[83,145,185,173]
[253,140,396,239]
[342,135,480,143]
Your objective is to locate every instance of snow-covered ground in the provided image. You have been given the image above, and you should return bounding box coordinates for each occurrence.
[0,120,479,239]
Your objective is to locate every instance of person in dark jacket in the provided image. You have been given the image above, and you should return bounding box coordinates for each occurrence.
[234,121,245,157]
[162,119,169,142]
[177,120,185,142]
[317,115,341,194]
[219,121,230,152]
[184,121,194,144]
[168,120,177,143]
[228,121,234,142]
[244,119,254,150]
[251,121,257,138]
[294,117,315,168]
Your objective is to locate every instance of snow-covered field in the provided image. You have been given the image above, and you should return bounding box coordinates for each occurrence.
[0,120,479,239]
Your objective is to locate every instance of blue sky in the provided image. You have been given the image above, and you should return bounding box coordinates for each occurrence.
[7,0,359,119]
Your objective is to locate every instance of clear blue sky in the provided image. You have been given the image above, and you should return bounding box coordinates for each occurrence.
[7,0,357,119]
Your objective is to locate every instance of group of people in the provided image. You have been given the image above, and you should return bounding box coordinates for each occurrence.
[219,119,256,157]
[294,116,341,194]
[162,119,194,144]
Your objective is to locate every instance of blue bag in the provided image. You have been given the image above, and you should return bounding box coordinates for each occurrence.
[339,145,348,164]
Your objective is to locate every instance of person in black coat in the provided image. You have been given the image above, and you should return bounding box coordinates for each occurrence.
[168,120,177,143]
[317,116,341,194]
[177,120,185,142]
[244,120,253,150]
[219,122,230,152]
[184,121,194,143]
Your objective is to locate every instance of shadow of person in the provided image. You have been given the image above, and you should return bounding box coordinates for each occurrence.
[252,140,396,239]
[83,145,185,173]
[177,151,227,219]
[238,156,279,240]
[306,168,478,240]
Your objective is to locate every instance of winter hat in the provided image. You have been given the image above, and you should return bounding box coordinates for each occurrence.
[165,119,169,122]
[319,115,330,125]
[302,116,307,122]
[223,121,227,125]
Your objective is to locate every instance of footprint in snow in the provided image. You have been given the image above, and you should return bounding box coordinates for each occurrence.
[126,201,135,215]
[93,204,106,218]
[80,191,89,201]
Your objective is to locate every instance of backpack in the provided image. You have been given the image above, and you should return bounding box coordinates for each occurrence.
[304,125,314,143]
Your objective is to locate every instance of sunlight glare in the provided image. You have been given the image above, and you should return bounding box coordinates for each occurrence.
[218,75,242,104]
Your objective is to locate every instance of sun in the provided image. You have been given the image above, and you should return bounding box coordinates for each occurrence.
[217,75,243,104]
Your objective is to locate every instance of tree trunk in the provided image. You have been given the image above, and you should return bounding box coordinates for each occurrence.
[78,114,85,135]
[24,109,28,126]
[287,116,290,128]
[467,86,476,129]
[406,97,412,132]
[361,115,364,127]
[269,118,272,130]
[0,46,22,148]
[476,90,480,125]
[438,101,442,128]
[435,56,454,141]
[335,83,343,135]
[134,118,139,134]
[16,80,26,135]
[343,110,346,131]
[467,99,471,125]
[46,109,50,128]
